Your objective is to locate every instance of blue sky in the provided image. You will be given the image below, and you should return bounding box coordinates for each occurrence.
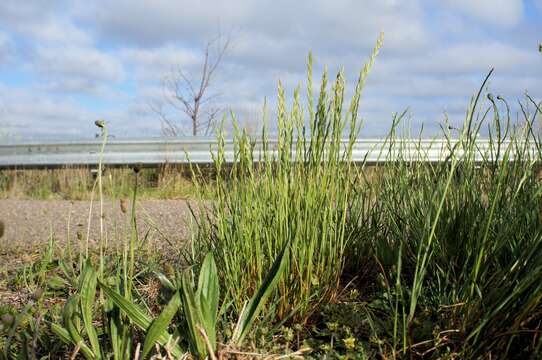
[0,0,540,139]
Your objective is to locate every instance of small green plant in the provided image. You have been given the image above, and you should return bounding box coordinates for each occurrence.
[179,253,220,358]
[50,244,290,359]
[177,241,290,358]
[51,261,103,359]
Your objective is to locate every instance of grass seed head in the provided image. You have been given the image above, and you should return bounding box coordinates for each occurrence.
[120,199,128,214]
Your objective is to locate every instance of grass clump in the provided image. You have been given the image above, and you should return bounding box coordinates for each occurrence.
[345,89,542,357]
[190,34,384,323]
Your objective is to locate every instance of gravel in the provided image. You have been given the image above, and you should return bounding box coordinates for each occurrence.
[0,199,194,266]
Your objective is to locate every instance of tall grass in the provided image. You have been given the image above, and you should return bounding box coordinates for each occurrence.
[187,38,542,357]
[189,33,384,322]
[346,87,542,357]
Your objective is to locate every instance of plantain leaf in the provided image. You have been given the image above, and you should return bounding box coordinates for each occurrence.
[197,254,220,323]
[48,275,69,290]
[98,280,185,358]
[60,295,96,360]
[107,267,132,360]
[154,271,176,291]
[198,294,216,350]
[106,298,121,360]
[79,260,102,359]
[197,253,219,349]
[180,270,208,358]
[142,291,182,359]
[99,280,151,329]
[232,239,290,346]
[62,295,81,338]
[51,323,95,359]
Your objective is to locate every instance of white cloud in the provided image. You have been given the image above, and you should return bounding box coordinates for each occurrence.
[34,46,123,81]
[120,46,200,81]
[381,42,538,77]
[87,0,252,45]
[0,0,541,138]
[86,0,428,53]
[0,82,95,138]
[0,81,162,138]
[32,46,124,95]
[444,0,524,27]
[0,2,92,46]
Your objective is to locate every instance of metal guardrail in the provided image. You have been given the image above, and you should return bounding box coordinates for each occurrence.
[0,138,534,168]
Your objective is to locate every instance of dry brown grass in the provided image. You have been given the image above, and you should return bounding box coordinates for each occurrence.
[0,165,201,200]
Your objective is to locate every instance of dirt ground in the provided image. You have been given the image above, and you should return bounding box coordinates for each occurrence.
[0,199,194,269]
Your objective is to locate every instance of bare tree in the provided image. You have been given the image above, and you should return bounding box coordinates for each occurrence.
[151,35,231,136]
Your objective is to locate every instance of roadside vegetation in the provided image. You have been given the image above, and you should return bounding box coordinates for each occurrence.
[1,34,542,359]
[0,166,203,200]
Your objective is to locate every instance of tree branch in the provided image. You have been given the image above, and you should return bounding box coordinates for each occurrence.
[150,32,231,136]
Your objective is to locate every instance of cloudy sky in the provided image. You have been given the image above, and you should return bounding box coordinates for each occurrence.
[0,0,541,139]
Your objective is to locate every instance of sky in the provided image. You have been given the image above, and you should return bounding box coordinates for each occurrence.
[0,0,541,139]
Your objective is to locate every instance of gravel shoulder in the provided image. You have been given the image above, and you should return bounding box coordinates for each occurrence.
[0,198,194,269]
